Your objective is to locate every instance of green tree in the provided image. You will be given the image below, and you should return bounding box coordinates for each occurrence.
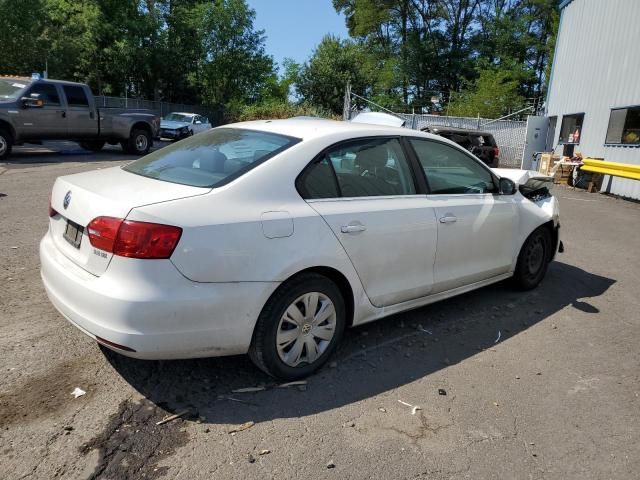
[194,0,276,110]
[296,35,374,115]
[447,65,524,118]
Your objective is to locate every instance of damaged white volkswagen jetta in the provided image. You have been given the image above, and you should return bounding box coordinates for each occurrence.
[40,118,561,379]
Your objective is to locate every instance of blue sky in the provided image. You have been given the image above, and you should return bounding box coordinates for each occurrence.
[247,0,349,70]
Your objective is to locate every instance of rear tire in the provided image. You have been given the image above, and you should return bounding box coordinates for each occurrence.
[123,128,151,155]
[513,226,552,290]
[249,273,345,380]
[79,140,105,152]
[0,127,13,160]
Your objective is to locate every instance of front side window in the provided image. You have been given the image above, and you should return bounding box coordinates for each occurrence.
[410,139,496,194]
[63,86,89,107]
[28,83,61,106]
[606,106,640,145]
[559,113,584,144]
[125,128,299,188]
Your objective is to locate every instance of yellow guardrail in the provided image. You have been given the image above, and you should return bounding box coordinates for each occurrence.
[580,158,640,181]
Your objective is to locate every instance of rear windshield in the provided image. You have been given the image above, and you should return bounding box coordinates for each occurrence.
[0,78,30,100]
[124,128,300,188]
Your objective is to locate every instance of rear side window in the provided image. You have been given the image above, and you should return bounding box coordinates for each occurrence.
[124,128,300,188]
[63,86,89,107]
[29,83,60,105]
[410,139,496,194]
[297,158,339,199]
[298,137,416,199]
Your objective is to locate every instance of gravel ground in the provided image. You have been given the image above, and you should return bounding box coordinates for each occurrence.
[1,145,639,479]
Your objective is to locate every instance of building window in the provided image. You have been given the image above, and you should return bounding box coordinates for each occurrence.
[559,113,584,144]
[605,106,640,145]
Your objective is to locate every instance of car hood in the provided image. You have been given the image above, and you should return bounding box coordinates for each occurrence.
[492,168,551,185]
[161,120,190,129]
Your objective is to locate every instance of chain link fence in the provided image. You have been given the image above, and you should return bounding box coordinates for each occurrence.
[346,107,527,168]
[95,96,216,122]
[399,113,527,168]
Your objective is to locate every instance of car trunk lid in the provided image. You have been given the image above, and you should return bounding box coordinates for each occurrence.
[49,166,208,276]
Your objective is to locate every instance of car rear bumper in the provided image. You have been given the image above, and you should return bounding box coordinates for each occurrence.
[40,231,278,360]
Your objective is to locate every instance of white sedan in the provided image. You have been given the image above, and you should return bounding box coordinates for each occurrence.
[159,112,211,140]
[40,119,561,379]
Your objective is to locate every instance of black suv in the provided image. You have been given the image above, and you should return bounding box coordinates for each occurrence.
[421,126,500,167]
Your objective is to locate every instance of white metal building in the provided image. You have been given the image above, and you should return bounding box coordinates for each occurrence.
[545,0,640,199]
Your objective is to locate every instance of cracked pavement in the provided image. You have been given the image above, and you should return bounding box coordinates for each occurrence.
[1,143,639,479]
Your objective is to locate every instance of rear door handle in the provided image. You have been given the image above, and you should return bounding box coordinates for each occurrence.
[341,224,367,233]
[439,215,457,224]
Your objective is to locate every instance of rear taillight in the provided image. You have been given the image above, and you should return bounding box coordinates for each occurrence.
[87,217,122,252]
[87,217,182,259]
[493,147,500,159]
[48,194,57,217]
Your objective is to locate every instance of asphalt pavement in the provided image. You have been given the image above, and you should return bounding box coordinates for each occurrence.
[1,146,639,479]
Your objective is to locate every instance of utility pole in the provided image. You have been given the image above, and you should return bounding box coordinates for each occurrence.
[343,81,351,121]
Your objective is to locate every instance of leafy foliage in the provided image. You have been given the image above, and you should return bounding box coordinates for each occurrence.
[0,0,559,120]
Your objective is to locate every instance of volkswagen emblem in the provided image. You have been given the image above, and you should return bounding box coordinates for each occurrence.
[63,190,72,210]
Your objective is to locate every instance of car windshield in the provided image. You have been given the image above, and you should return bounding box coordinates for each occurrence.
[164,113,192,122]
[0,78,30,100]
[124,128,300,188]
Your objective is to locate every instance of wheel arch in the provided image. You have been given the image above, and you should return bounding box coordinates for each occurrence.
[261,266,356,329]
[0,119,16,141]
[131,121,153,137]
[517,219,556,263]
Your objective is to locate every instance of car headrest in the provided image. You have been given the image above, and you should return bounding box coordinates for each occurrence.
[199,150,227,173]
[355,145,388,171]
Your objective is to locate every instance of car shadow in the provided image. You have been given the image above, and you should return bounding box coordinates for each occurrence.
[5,140,169,165]
[102,261,614,426]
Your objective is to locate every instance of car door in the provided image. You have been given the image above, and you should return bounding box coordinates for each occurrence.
[192,115,205,134]
[19,82,67,139]
[297,137,438,307]
[61,85,98,137]
[408,138,517,293]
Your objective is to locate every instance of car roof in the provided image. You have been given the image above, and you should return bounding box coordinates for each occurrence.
[422,125,493,136]
[169,112,197,116]
[229,118,439,141]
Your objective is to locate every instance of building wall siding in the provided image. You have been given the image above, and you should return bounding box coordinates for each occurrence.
[546,0,640,199]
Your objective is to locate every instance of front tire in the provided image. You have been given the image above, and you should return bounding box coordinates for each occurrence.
[513,226,552,290]
[0,127,13,160]
[249,273,346,379]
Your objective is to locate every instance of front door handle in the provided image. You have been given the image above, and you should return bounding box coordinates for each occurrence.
[439,215,457,224]
[341,224,367,233]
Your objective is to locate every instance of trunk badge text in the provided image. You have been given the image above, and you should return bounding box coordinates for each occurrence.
[63,191,72,209]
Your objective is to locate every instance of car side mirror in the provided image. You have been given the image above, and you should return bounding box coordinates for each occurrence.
[498,177,517,195]
[21,94,44,108]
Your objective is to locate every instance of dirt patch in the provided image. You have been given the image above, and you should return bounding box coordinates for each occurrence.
[80,398,190,480]
[0,357,94,428]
